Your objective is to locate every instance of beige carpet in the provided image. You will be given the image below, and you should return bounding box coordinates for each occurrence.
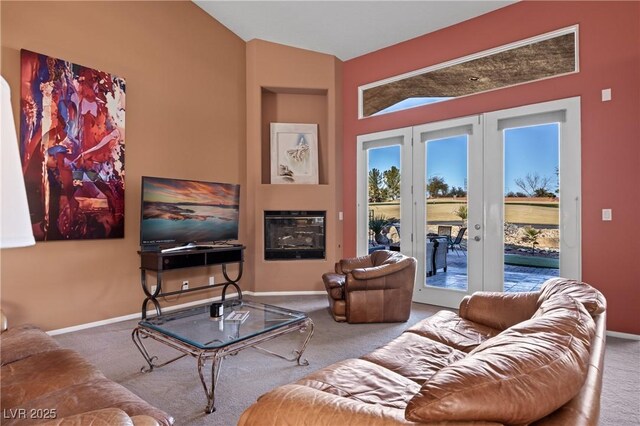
[54,295,640,426]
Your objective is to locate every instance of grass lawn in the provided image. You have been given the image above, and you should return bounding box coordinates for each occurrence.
[370,197,559,225]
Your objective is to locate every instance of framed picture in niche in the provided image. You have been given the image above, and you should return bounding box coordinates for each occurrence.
[270,123,318,184]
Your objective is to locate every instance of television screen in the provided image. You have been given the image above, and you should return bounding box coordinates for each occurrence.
[140,176,240,247]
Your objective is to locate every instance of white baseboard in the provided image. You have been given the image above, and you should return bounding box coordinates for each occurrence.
[246,290,326,296]
[47,291,325,336]
[55,291,638,340]
[606,330,640,341]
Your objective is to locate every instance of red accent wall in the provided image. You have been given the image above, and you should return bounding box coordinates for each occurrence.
[342,1,640,334]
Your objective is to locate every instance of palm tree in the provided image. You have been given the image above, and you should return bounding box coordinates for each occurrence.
[368,214,389,244]
[521,226,541,253]
[453,205,468,225]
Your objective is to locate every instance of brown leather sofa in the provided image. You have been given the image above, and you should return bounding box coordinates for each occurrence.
[0,317,174,425]
[239,278,606,425]
[322,250,417,323]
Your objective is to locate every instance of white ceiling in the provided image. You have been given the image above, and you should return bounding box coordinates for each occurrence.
[193,1,516,61]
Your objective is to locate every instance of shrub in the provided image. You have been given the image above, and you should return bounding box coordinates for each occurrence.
[521,226,542,253]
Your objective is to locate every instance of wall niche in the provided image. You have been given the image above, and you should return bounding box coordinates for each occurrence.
[261,87,329,185]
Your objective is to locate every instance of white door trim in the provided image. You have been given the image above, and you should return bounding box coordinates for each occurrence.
[355,97,582,307]
[483,97,582,290]
[412,116,483,307]
[356,127,413,257]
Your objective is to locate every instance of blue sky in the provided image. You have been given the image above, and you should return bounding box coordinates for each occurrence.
[368,123,559,194]
[373,97,453,115]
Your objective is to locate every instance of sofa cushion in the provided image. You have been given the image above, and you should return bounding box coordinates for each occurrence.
[40,408,137,426]
[0,324,61,366]
[538,278,606,315]
[240,384,416,426]
[1,378,174,426]
[1,349,104,408]
[406,296,595,425]
[296,358,420,410]
[362,332,465,385]
[405,310,500,353]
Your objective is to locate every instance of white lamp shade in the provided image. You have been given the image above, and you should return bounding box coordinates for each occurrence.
[1,75,35,248]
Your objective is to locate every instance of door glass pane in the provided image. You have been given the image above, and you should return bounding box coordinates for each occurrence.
[503,123,560,292]
[367,146,401,253]
[425,135,468,290]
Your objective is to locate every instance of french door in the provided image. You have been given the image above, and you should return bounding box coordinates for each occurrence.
[356,128,413,256]
[357,98,581,308]
[412,117,483,306]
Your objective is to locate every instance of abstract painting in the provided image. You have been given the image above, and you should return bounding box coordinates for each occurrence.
[20,49,126,240]
[270,123,318,184]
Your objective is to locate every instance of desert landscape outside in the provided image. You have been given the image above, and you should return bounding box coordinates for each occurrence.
[369,197,559,250]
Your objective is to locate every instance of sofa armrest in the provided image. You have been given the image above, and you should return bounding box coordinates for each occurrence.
[459,291,539,330]
[131,415,162,426]
[337,255,374,274]
[1,310,7,333]
[531,312,607,426]
[238,384,411,426]
[350,257,414,281]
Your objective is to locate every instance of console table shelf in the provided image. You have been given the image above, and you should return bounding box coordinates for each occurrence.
[139,245,245,319]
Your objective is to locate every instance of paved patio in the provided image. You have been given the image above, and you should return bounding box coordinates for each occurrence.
[426,248,559,292]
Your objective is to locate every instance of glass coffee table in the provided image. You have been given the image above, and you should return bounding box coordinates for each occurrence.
[131,299,314,413]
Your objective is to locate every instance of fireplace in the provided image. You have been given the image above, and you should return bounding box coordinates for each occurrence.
[264,211,326,260]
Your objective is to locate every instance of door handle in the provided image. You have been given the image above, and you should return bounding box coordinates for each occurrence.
[474,236,481,241]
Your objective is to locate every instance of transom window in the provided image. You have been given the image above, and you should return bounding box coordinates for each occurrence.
[359,26,578,118]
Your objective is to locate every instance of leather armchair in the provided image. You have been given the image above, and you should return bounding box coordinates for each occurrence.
[322,250,417,323]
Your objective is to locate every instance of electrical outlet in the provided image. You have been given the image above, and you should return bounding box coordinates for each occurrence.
[209,276,215,286]
[150,285,157,294]
[182,280,189,290]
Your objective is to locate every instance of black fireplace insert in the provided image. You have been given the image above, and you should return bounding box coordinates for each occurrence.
[264,211,326,260]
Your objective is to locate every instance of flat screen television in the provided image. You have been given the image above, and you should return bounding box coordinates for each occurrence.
[140,176,240,250]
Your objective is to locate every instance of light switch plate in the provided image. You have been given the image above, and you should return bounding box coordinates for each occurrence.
[602,209,612,221]
[602,88,612,102]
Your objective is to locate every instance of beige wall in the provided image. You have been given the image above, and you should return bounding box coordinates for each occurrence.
[245,40,343,293]
[0,1,247,330]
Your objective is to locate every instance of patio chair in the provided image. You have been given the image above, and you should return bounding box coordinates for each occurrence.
[426,241,434,276]
[427,236,448,276]
[449,227,467,256]
[437,225,452,238]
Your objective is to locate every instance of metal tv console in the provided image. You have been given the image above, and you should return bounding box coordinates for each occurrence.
[138,245,245,319]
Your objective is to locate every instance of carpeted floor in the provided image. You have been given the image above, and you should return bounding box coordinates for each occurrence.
[54,295,640,426]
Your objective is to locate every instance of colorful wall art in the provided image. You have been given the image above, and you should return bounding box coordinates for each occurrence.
[20,49,126,240]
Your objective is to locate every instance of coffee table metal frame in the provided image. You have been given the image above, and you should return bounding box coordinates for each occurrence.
[131,305,314,414]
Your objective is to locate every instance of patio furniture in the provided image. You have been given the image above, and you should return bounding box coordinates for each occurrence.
[427,236,448,276]
[426,241,435,276]
[449,227,467,255]
[437,225,452,238]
